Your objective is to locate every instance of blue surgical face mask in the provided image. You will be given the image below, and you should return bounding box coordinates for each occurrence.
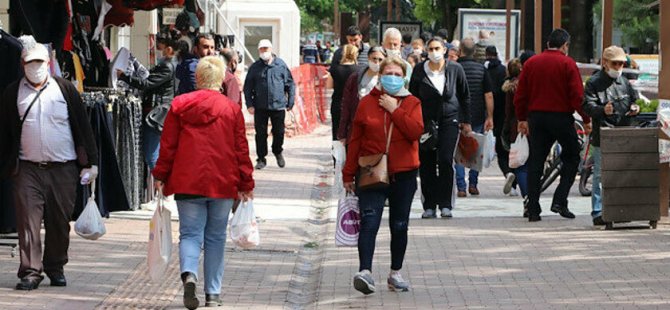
[380,75,404,95]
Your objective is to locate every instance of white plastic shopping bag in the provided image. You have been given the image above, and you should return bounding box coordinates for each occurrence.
[333,140,346,195]
[509,133,529,169]
[230,200,260,249]
[335,195,360,247]
[147,194,172,282]
[455,132,486,172]
[482,131,496,168]
[74,181,106,240]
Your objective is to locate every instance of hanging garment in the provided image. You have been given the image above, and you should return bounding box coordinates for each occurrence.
[113,96,143,210]
[72,52,86,93]
[104,0,135,27]
[9,0,69,51]
[123,0,185,11]
[74,93,132,218]
[92,0,113,41]
[0,30,24,233]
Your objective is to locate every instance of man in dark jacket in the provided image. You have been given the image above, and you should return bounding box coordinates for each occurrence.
[583,45,639,226]
[515,29,592,222]
[485,46,516,196]
[176,33,215,94]
[0,37,98,290]
[455,37,494,197]
[244,39,296,170]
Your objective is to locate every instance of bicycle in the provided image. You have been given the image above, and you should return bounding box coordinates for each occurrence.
[538,120,588,194]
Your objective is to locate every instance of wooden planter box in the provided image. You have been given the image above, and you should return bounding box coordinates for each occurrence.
[601,127,660,229]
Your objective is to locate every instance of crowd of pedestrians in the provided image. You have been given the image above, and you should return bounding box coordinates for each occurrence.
[0,21,645,308]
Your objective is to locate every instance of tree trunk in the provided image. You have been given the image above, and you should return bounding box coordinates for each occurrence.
[567,0,595,62]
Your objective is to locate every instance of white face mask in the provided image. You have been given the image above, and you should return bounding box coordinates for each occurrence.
[413,49,422,55]
[24,62,49,84]
[259,51,272,61]
[607,68,623,79]
[428,51,444,64]
[369,62,380,73]
[386,49,401,58]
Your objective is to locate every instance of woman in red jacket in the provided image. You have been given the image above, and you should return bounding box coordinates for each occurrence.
[153,56,254,309]
[343,57,424,295]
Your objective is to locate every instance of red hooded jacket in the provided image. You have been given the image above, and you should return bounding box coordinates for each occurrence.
[152,89,254,198]
[343,87,424,183]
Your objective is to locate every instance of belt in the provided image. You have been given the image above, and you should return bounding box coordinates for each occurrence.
[21,160,75,169]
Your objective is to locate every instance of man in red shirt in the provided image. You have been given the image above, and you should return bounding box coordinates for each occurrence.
[514,29,592,222]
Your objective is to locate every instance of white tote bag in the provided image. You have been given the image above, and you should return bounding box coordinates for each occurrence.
[147,194,172,282]
[335,195,360,247]
[230,200,260,249]
[74,181,106,240]
[509,133,529,169]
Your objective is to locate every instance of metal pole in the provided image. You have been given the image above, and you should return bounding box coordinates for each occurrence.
[534,0,542,53]
[602,0,614,50]
[506,0,513,61]
[553,0,561,29]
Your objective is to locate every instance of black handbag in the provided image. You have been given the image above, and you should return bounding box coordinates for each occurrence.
[419,120,438,152]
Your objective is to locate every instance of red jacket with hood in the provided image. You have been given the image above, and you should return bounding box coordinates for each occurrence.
[343,86,424,183]
[153,89,254,198]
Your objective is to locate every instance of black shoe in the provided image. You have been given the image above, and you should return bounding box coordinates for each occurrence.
[15,278,41,290]
[181,272,199,310]
[275,153,286,168]
[593,216,606,226]
[550,204,576,219]
[528,214,542,222]
[205,294,222,307]
[255,158,267,170]
[48,274,66,287]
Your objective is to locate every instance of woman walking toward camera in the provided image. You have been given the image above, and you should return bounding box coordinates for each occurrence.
[152,56,255,309]
[343,56,424,294]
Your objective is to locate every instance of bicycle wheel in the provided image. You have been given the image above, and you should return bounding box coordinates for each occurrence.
[540,159,562,193]
[579,166,592,196]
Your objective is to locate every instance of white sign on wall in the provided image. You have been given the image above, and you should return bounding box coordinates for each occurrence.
[458,9,521,61]
[162,8,182,25]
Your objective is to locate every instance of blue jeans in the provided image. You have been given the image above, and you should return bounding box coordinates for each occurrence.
[456,124,484,190]
[143,123,161,169]
[177,198,233,294]
[591,146,602,218]
[356,170,417,272]
[513,164,528,197]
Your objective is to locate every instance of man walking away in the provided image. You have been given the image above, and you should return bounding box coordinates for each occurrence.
[0,36,98,290]
[583,46,639,226]
[244,39,295,170]
[302,40,320,64]
[176,33,215,95]
[455,37,494,197]
[515,29,592,222]
[474,30,494,63]
[485,46,516,196]
[331,26,370,66]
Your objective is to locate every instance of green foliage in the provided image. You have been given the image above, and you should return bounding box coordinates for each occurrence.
[637,99,659,113]
[413,0,441,27]
[594,0,659,50]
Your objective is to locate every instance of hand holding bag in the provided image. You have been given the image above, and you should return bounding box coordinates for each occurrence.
[357,113,394,190]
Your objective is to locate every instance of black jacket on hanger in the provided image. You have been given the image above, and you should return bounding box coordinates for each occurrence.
[0,30,24,93]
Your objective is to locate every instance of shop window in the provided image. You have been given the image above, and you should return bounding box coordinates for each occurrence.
[243,25,272,66]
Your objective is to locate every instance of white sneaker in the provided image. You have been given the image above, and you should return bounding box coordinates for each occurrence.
[353,270,375,295]
[387,271,410,292]
[509,188,520,197]
[503,173,516,195]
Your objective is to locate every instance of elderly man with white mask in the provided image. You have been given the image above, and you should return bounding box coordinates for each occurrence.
[382,27,413,86]
[0,35,98,291]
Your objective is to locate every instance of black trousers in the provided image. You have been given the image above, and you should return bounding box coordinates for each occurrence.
[494,133,516,188]
[419,121,460,211]
[331,100,341,141]
[527,112,580,215]
[254,109,286,159]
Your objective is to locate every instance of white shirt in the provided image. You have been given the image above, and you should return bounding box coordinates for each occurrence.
[424,61,446,95]
[359,71,379,99]
[17,77,77,163]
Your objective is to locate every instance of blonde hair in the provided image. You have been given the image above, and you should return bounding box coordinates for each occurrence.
[342,44,359,63]
[380,56,407,76]
[196,56,226,90]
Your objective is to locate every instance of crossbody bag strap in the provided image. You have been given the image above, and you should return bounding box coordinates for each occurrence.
[19,86,47,128]
[384,99,403,154]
